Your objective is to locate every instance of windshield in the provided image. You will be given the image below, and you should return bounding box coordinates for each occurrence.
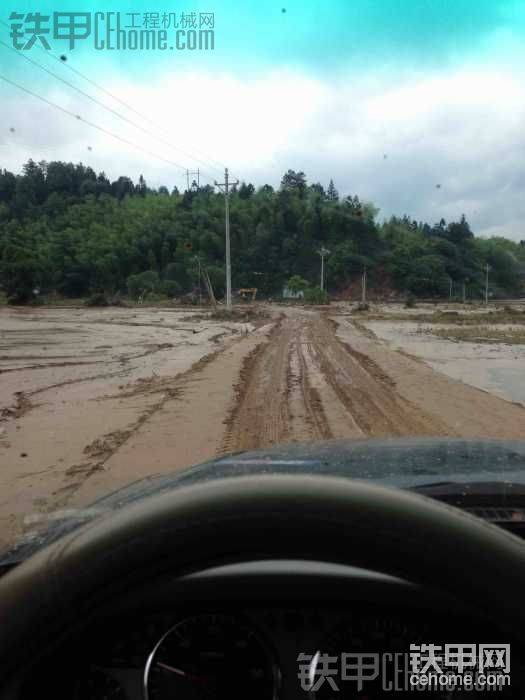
[1,0,525,554]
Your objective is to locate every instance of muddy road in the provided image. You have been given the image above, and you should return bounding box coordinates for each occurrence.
[1,304,524,550]
[222,310,448,451]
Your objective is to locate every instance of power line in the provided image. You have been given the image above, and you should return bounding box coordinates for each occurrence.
[55,58,229,174]
[186,169,200,190]
[0,38,220,182]
[0,19,233,178]
[0,21,244,186]
[0,71,199,177]
[0,20,143,119]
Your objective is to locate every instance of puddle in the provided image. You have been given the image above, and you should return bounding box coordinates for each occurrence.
[367,321,525,406]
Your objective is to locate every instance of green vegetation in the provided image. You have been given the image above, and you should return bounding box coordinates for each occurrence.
[1,161,525,304]
[424,326,525,345]
[286,275,309,294]
[126,270,160,300]
[284,274,328,304]
[365,308,525,324]
[304,286,329,305]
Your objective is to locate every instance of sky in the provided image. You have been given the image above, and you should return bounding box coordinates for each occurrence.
[1,0,525,239]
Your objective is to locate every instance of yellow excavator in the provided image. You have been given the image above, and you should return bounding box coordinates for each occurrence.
[238,288,258,302]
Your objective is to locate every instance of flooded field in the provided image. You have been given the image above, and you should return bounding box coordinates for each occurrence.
[359,303,525,406]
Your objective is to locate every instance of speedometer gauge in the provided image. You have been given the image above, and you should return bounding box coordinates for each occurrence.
[144,613,279,700]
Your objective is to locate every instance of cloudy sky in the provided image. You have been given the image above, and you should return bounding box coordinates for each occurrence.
[2,0,525,239]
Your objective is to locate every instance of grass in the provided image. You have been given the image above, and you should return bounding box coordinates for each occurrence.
[1,294,202,309]
[423,326,525,345]
[364,307,525,325]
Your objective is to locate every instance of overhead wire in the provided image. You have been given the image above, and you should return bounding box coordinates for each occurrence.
[0,72,205,180]
[0,41,222,184]
[0,18,239,181]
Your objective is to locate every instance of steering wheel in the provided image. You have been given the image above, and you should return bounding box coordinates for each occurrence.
[1,474,525,692]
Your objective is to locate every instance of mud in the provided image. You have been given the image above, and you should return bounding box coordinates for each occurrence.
[1,303,525,550]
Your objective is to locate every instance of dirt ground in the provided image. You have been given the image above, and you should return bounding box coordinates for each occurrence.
[1,302,525,551]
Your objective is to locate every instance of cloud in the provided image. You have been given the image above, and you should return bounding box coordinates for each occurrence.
[2,60,525,240]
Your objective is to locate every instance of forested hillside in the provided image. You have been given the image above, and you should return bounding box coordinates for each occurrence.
[1,160,524,303]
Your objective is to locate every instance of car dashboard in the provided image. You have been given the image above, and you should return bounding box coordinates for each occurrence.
[17,561,524,700]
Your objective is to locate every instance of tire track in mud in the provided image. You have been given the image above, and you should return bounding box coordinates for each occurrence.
[293,333,334,440]
[222,309,450,452]
[311,316,450,437]
[0,344,183,425]
[51,344,236,507]
[221,319,291,452]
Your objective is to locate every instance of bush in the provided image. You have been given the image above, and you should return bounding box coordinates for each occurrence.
[127,270,160,299]
[179,292,200,305]
[160,279,181,298]
[85,293,110,307]
[7,293,30,305]
[404,295,417,309]
[3,257,44,304]
[304,286,329,305]
[286,274,309,294]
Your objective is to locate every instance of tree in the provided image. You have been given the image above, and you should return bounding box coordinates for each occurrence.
[147,250,158,271]
[0,169,16,203]
[280,170,307,197]
[344,195,362,215]
[238,182,255,199]
[0,159,522,304]
[160,279,181,297]
[1,243,47,303]
[111,176,134,200]
[310,182,325,197]
[127,270,160,299]
[405,255,447,295]
[446,215,473,245]
[286,275,309,294]
[137,174,148,196]
[326,179,338,201]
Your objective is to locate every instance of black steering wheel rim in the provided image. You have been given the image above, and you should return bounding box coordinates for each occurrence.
[0,474,525,689]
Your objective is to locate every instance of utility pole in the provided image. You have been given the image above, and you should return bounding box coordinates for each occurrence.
[362,266,367,303]
[449,277,453,299]
[318,247,330,291]
[215,168,239,311]
[186,169,200,191]
[462,280,466,304]
[485,263,490,306]
[194,255,202,305]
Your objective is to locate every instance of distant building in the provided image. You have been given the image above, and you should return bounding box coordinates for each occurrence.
[282,286,304,299]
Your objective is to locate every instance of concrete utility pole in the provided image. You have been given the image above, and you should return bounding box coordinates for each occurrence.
[485,263,490,306]
[215,168,239,311]
[318,247,330,291]
[194,255,202,305]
